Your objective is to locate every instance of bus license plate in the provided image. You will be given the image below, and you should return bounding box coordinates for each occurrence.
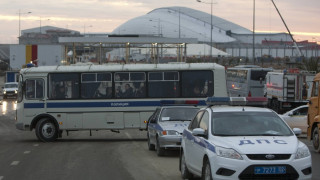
[254,166,286,174]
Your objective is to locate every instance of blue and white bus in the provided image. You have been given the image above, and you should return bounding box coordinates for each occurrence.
[226,65,272,97]
[16,63,227,142]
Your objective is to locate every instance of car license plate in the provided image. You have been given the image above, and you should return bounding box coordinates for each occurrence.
[254,166,286,174]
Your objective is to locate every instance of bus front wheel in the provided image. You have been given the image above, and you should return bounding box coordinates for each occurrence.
[312,127,320,153]
[35,118,58,142]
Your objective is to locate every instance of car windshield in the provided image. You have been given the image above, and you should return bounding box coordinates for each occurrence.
[160,107,198,121]
[5,83,18,88]
[212,111,293,136]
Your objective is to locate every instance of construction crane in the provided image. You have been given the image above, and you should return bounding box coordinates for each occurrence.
[271,0,304,57]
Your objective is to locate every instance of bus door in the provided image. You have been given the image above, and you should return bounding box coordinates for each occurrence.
[24,78,46,117]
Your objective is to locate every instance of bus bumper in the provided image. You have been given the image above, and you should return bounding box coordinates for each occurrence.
[16,122,25,130]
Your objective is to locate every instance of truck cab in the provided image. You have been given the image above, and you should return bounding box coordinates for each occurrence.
[307,72,320,152]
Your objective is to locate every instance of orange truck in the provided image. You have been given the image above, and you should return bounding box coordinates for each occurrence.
[307,72,320,153]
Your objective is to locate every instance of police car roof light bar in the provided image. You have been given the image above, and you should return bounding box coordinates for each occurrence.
[246,97,268,106]
[206,97,230,106]
[206,97,246,106]
[230,97,247,106]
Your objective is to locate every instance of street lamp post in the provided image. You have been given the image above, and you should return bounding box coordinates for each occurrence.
[83,25,93,36]
[197,0,215,62]
[18,9,32,39]
[40,17,50,33]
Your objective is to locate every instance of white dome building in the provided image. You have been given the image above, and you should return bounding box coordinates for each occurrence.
[112,6,252,44]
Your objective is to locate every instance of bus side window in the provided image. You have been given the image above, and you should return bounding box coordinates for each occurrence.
[49,73,80,100]
[181,71,213,97]
[25,79,44,99]
[148,71,180,98]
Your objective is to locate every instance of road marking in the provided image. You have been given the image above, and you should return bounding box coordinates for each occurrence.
[125,132,132,139]
[0,176,4,180]
[10,161,19,166]
[33,144,39,147]
[24,151,31,154]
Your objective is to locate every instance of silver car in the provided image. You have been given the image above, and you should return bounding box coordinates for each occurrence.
[280,105,308,134]
[147,106,199,156]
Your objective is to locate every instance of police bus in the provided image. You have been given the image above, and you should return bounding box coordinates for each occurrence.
[226,65,272,97]
[15,63,227,142]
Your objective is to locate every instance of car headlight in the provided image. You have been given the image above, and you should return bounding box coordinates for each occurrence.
[3,91,6,94]
[161,130,179,136]
[295,144,310,159]
[15,90,17,94]
[216,146,243,160]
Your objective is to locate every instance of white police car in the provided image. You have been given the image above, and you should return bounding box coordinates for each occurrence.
[147,102,199,156]
[180,97,312,180]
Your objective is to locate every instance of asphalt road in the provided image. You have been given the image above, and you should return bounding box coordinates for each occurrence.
[0,99,319,180]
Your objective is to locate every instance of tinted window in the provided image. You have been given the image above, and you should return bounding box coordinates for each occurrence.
[189,111,204,130]
[199,111,209,133]
[115,72,146,98]
[49,73,80,99]
[250,70,269,81]
[81,73,112,99]
[293,107,308,116]
[148,71,179,98]
[25,79,44,99]
[181,71,213,97]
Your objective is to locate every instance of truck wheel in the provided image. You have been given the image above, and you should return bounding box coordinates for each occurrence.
[202,159,213,180]
[147,133,155,151]
[35,118,58,142]
[312,127,320,153]
[180,152,193,179]
[156,137,165,156]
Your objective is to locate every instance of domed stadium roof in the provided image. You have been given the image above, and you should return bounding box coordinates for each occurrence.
[112,6,252,43]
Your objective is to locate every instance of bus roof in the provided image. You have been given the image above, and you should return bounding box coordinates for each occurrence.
[20,63,225,74]
[227,65,272,71]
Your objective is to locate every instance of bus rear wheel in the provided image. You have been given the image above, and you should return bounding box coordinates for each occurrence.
[312,127,320,153]
[35,118,58,142]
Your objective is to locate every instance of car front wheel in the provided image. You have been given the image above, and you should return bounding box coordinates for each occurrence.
[202,159,213,180]
[147,134,155,151]
[180,152,193,179]
[156,137,165,156]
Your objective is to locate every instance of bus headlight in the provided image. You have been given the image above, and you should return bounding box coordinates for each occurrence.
[216,146,243,160]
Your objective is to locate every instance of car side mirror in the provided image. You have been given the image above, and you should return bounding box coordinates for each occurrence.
[192,128,206,137]
[292,128,302,135]
[150,119,156,123]
[288,112,293,116]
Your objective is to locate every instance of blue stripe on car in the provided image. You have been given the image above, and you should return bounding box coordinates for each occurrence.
[183,129,215,153]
